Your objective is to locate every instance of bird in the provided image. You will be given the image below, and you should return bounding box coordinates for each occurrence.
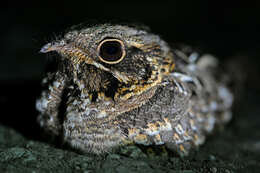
[36,23,233,156]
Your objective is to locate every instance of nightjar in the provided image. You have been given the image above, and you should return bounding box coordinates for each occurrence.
[36,23,233,156]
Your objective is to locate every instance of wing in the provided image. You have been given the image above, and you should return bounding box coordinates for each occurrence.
[117,47,233,156]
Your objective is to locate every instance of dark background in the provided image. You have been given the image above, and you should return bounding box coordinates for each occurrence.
[0,0,259,150]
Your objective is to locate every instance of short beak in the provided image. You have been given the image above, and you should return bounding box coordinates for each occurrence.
[40,42,63,53]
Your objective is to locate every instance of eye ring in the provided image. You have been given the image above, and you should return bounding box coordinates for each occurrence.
[97,38,126,64]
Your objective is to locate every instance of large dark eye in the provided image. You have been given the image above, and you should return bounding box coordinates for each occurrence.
[97,38,126,64]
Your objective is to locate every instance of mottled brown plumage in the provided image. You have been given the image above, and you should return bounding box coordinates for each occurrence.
[36,24,233,156]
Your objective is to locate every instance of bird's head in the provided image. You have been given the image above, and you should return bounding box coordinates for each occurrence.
[41,24,175,106]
